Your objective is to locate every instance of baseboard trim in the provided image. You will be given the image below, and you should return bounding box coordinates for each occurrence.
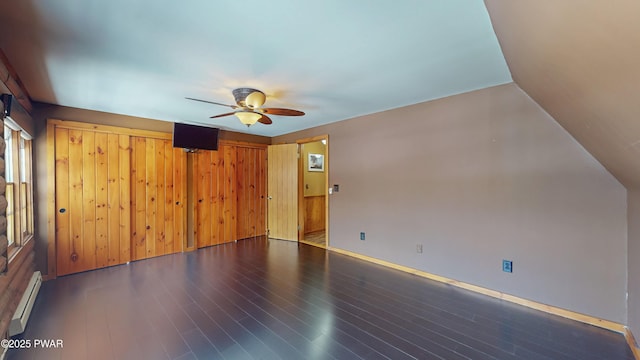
[329,247,625,334]
[625,328,640,360]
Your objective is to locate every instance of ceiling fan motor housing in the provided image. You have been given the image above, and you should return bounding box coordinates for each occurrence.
[233,88,265,108]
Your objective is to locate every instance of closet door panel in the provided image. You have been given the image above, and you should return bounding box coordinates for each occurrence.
[55,128,131,275]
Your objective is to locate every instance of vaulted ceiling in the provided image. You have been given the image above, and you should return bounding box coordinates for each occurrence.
[484,0,640,189]
[0,1,638,189]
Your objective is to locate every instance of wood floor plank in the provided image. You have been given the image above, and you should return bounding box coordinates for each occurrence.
[7,238,635,360]
[222,246,502,359]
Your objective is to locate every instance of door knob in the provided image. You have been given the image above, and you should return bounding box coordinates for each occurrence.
[267,196,273,200]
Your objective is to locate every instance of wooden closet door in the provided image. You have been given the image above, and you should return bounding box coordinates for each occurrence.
[236,146,267,240]
[193,145,239,247]
[194,144,267,248]
[55,128,131,276]
[267,143,298,241]
[194,149,224,248]
[130,137,186,261]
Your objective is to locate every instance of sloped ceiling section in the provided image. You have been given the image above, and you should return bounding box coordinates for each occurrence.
[484,0,640,189]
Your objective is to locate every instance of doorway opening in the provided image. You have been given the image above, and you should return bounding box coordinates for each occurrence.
[297,136,328,248]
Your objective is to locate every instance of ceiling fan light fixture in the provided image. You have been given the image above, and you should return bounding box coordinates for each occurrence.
[245,90,266,109]
[235,111,261,126]
[187,87,303,126]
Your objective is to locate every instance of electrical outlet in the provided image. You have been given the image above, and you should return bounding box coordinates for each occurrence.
[416,244,423,253]
[360,232,365,241]
[502,260,513,273]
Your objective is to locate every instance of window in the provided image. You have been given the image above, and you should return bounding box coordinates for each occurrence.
[4,124,14,247]
[4,119,33,250]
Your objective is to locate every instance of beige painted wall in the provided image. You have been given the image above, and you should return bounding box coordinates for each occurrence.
[302,141,326,197]
[628,190,640,336]
[485,0,640,190]
[274,83,628,323]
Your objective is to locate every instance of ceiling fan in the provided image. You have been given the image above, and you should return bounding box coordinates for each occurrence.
[186,88,305,126]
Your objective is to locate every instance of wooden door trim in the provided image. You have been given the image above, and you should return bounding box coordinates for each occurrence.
[295,135,328,145]
[45,121,56,279]
[296,135,329,248]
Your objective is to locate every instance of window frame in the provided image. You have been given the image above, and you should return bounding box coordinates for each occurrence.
[4,118,34,258]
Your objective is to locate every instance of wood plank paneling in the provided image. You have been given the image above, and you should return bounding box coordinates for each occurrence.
[155,139,165,255]
[118,135,131,263]
[194,144,266,248]
[257,147,267,235]
[164,142,174,254]
[67,130,84,271]
[172,147,186,253]
[81,131,97,270]
[55,127,133,275]
[54,128,71,275]
[236,147,267,240]
[144,138,157,258]
[131,137,184,261]
[267,144,298,241]
[195,148,224,248]
[237,148,247,239]
[106,134,119,266]
[132,137,146,261]
[53,120,267,275]
[248,148,257,237]
[49,119,179,277]
[94,132,109,268]
[211,150,224,245]
[304,195,326,234]
[195,149,212,248]
[223,145,237,243]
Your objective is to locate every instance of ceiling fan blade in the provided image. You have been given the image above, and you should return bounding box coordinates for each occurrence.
[258,114,273,125]
[261,108,305,116]
[210,112,236,119]
[186,97,237,109]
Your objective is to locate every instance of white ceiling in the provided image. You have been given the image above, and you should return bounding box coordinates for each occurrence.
[0,0,511,137]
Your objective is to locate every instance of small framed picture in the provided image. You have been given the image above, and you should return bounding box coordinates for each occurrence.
[308,153,324,172]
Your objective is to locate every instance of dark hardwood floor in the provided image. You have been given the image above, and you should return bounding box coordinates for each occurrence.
[7,238,634,360]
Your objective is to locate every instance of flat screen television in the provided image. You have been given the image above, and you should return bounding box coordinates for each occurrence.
[172,123,219,151]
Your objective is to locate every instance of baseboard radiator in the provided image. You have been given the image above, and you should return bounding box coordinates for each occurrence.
[9,271,41,336]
